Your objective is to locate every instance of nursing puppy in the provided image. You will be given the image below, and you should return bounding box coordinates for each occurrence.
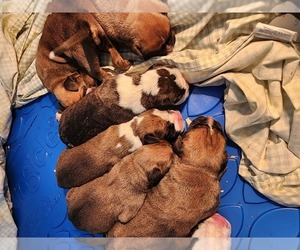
[66,141,174,234]
[107,116,228,237]
[56,109,184,188]
[59,65,189,147]
[36,13,175,108]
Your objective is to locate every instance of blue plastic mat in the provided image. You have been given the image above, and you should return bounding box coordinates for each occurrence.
[5,84,300,237]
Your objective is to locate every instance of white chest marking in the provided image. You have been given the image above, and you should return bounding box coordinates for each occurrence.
[118,117,144,152]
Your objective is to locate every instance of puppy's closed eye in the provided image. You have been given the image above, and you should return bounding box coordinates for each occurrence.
[64,76,79,92]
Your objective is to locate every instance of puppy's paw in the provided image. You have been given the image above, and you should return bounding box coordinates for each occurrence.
[121,59,132,70]
[86,87,96,95]
[115,58,131,71]
[191,213,231,250]
[193,213,231,238]
[56,112,62,122]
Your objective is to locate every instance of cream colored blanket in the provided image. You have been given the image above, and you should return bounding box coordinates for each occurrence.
[138,13,300,207]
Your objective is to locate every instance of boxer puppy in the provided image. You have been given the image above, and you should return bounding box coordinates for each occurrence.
[56,109,185,188]
[36,12,175,109]
[58,65,189,147]
[107,116,228,237]
[92,13,175,60]
[66,141,174,234]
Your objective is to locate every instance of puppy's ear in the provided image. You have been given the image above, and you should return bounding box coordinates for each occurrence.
[172,135,183,156]
[142,133,161,144]
[64,77,79,92]
[147,167,164,188]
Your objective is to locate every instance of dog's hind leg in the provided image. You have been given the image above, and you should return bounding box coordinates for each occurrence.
[91,15,131,71]
[49,24,91,63]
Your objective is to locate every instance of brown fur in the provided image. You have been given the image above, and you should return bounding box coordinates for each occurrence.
[36,13,175,108]
[107,116,228,237]
[66,141,174,234]
[56,109,183,188]
[58,65,189,147]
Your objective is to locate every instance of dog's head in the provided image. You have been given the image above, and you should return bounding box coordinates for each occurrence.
[116,65,189,114]
[173,116,228,177]
[128,13,175,60]
[131,109,185,145]
[136,65,189,110]
[53,72,99,109]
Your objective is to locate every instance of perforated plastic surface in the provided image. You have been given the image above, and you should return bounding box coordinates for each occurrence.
[5,94,101,237]
[5,84,300,237]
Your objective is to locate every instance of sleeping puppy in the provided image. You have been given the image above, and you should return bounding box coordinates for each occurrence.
[107,116,228,237]
[59,65,189,146]
[66,140,174,234]
[92,13,175,60]
[36,13,175,109]
[56,109,185,188]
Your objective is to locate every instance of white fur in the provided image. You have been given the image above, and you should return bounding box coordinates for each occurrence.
[152,109,184,132]
[118,117,144,152]
[191,213,231,250]
[116,66,189,114]
[49,51,55,60]
[139,70,160,96]
[116,74,146,114]
[55,112,62,121]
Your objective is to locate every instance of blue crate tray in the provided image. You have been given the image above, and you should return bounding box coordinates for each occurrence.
[5,84,300,238]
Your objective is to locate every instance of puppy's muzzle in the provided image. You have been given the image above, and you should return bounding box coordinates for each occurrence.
[167,110,185,132]
[187,116,224,135]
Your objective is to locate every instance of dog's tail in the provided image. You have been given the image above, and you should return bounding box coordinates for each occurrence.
[49,26,90,63]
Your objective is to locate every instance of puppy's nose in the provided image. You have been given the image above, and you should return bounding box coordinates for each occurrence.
[207,116,214,127]
[168,110,185,132]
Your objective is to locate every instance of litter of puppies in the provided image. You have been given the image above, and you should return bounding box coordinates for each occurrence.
[35,12,231,240]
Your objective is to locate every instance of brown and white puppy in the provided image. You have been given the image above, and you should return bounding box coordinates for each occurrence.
[56,109,184,188]
[36,12,175,109]
[107,116,228,237]
[58,65,189,147]
[66,140,174,234]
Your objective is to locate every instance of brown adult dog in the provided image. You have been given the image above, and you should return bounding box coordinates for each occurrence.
[58,65,189,147]
[66,141,174,234]
[107,116,228,237]
[56,109,185,188]
[36,12,175,108]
